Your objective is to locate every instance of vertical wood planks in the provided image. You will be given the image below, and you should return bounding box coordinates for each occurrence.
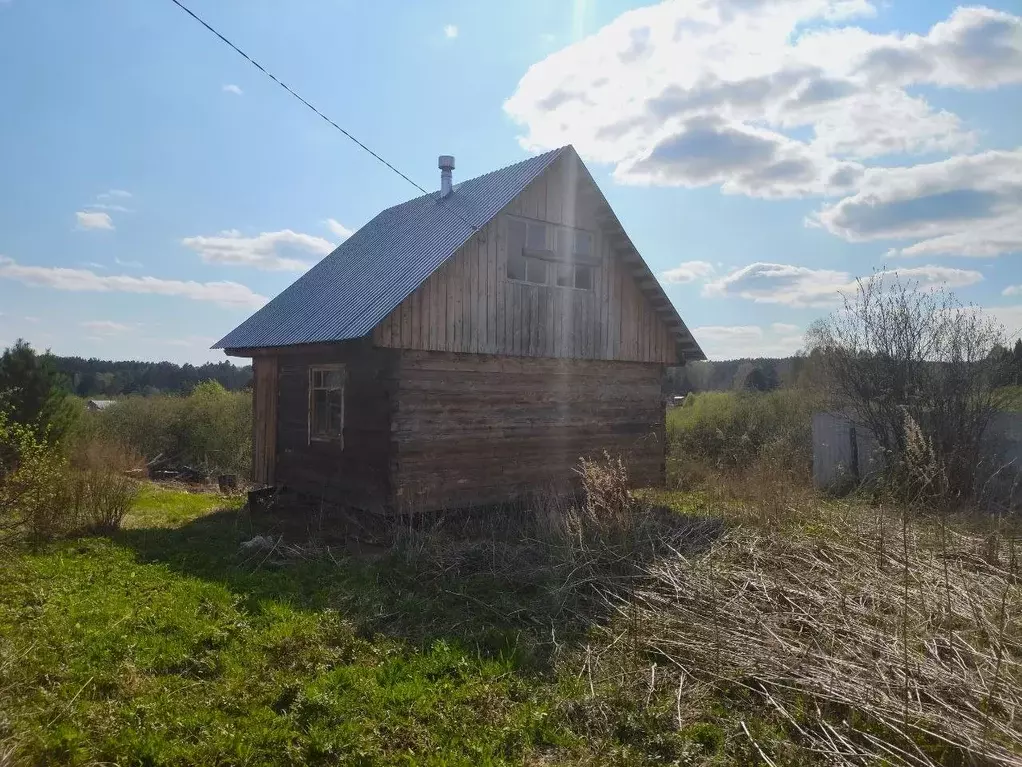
[362,156,689,365]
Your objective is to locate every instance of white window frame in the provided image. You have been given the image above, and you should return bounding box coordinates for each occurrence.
[308,364,345,446]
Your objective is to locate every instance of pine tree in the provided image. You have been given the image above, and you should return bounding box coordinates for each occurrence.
[0,340,79,443]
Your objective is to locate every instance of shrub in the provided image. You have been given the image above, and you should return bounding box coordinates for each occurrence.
[95,382,251,478]
[0,411,69,542]
[61,467,139,534]
[1,412,139,542]
[806,274,1004,505]
[667,390,815,487]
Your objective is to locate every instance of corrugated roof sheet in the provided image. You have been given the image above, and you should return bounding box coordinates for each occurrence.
[213,147,567,350]
[214,145,705,361]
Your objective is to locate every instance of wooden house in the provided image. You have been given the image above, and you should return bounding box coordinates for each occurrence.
[214,146,704,513]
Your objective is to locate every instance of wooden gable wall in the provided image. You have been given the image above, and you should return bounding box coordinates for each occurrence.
[371,154,679,364]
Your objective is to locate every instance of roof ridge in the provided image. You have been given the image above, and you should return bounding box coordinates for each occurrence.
[374,145,571,216]
[452,145,570,191]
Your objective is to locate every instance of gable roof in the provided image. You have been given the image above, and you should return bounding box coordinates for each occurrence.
[214,146,705,361]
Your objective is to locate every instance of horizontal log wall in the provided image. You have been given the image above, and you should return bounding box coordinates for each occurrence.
[391,350,667,511]
[372,154,678,364]
[270,341,398,512]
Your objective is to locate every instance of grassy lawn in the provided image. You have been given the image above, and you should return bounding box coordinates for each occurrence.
[0,485,743,766]
[4,484,1019,765]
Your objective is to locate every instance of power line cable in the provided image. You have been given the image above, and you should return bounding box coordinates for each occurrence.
[168,0,430,195]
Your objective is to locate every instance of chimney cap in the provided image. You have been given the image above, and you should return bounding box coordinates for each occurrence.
[438,155,455,170]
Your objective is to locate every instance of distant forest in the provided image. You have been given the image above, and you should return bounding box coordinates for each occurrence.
[666,357,804,395]
[37,338,1022,399]
[52,356,252,397]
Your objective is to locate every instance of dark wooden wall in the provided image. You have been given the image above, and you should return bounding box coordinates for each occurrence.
[260,341,398,512]
[251,356,277,485]
[372,153,680,364]
[390,350,667,511]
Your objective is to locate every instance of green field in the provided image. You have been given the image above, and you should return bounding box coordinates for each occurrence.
[3,484,1019,766]
[0,485,755,766]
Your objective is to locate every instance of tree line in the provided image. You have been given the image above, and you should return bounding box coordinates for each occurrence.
[52,354,252,396]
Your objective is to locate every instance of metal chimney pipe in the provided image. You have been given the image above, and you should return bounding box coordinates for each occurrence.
[438,155,455,197]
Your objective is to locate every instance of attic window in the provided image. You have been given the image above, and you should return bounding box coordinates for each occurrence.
[507,216,596,290]
[309,365,344,444]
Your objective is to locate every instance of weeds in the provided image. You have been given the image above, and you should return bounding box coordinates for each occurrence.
[615,503,1022,765]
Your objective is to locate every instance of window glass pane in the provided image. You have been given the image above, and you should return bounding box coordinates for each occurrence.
[326,389,343,434]
[556,263,572,287]
[575,231,592,257]
[508,219,527,259]
[556,228,572,259]
[526,222,547,250]
[526,257,547,285]
[311,367,344,439]
[323,369,343,389]
[507,251,526,281]
[312,389,328,435]
[575,265,593,290]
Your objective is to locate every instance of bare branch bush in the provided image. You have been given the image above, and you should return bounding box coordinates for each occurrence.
[805,273,1006,506]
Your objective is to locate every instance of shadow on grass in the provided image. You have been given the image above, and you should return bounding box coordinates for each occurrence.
[114,502,722,673]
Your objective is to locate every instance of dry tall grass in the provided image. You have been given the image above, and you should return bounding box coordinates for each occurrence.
[591,499,1022,766]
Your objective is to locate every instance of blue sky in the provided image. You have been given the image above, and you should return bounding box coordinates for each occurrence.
[1,0,1020,363]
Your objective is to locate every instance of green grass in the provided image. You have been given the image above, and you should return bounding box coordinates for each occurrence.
[3,484,778,766]
[126,484,245,528]
[998,385,1022,411]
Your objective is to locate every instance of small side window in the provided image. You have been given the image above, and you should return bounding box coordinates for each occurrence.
[527,222,547,250]
[310,365,344,444]
[526,257,548,285]
[574,231,593,257]
[556,263,573,288]
[555,229,572,259]
[507,251,527,281]
[574,265,593,291]
[507,219,527,281]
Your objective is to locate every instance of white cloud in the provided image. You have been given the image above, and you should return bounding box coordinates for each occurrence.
[692,322,806,359]
[181,229,334,271]
[164,335,216,348]
[504,2,1020,198]
[704,262,853,306]
[80,320,132,335]
[616,115,862,198]
[97,189,131,200]
[0,256,265,309]
[114,257,142,268]
[324,218,354,241]
[222,84,243,95]
[86,203,132,213]
[660,260,716,284]
[814,149,1022,257]
[444,24,458,39]
[75,211,114,230]
[704,261,983,307]
[1004,286,1022,297]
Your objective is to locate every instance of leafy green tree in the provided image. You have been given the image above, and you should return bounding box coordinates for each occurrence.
[0,340,80,443]
[742,366,779,392]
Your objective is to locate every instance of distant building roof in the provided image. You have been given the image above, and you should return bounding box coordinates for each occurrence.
[214,146,704,361]
[87,399,116,410]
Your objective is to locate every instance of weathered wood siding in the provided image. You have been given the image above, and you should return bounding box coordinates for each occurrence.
[251,356,278,485]
[390,350,667,511]
[372,154,678,364]
[257,341,398,511]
